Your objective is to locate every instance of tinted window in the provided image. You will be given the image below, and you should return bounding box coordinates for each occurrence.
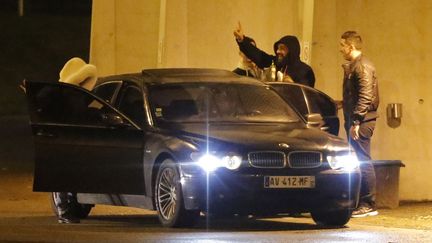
[304,88,336,116]
[149,83,300,123]
[93,81,122,103]
[117,86,146,127]
[28,83,111,126]
[272,85,308,116]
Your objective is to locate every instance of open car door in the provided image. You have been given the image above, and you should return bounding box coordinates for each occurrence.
[270,83,340,136]
[26,81,145,194]
[302,88,339,136]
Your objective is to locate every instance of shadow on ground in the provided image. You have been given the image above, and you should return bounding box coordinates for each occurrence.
[1,214,343,233]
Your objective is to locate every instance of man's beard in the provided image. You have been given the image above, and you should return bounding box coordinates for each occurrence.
[276,55,286,68]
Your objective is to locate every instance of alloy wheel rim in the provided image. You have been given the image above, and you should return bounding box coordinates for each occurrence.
[158,168,177,220]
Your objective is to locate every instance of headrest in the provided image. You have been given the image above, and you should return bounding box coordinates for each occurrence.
[164,99,198,119]
[59,57,97,91]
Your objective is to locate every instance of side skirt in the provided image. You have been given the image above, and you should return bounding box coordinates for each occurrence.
[77,193,154,210]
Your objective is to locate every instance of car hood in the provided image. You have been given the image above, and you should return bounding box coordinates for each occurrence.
[163,123,347,152]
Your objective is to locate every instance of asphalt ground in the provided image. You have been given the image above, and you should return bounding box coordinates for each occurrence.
[1,115,431,230]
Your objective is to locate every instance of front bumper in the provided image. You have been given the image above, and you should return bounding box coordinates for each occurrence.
[180,165,360,215]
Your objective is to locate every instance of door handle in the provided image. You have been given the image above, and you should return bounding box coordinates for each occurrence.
[36,131,55,137]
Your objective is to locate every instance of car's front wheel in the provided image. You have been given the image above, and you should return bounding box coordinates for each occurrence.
[311,209,352,226]
[155,159,200,227]
[51,192,93,219]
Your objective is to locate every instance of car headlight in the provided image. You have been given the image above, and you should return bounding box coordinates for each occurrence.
[221,153,242,170]
[192,152,242,172]
[327,152,359,171]
[197,154,222,172]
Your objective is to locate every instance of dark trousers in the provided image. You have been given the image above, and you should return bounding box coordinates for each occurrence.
[53,192,74,218]
[344,119,377,207]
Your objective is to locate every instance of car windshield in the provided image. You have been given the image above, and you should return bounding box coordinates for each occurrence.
[149,83,300,123]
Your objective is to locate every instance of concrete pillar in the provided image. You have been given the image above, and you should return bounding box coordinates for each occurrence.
[90,0,116,75]
[164,0,188,67]
[157,0,167,67]
[18,0,24,17]
[90,0,161,75]
[298,0,314,64]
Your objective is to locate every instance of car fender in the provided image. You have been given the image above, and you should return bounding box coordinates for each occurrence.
[143,132,198,199]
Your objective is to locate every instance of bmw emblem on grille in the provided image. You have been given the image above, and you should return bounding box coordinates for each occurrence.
[278,143,290,148]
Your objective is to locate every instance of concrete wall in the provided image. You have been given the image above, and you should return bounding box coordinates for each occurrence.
[313,0,432,201]
[90,0,160,74]
[90,0,432,200]
[91,0,302,74]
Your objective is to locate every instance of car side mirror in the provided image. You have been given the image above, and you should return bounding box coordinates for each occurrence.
[305,113,325,128]
[101,113,131,128]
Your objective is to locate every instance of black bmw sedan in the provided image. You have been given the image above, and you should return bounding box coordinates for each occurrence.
[26,68,360,227]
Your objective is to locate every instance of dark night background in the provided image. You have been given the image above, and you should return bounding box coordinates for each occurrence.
[0,0,92,115]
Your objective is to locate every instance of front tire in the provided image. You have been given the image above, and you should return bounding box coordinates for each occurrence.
[155,159,200,227]
[311,209,352,226]
[51,192,93,219]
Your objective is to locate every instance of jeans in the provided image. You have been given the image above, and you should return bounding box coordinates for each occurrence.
[345,119,377,207]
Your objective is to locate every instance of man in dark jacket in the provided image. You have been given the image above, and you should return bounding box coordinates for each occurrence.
[340,31,379,218]
[233,22,315,87]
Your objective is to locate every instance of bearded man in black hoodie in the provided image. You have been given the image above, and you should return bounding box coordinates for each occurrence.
[233,22,315,87]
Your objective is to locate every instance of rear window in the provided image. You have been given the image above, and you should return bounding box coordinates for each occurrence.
[272,85,308,116]
[304,89,336,116]
[93,81,122,104]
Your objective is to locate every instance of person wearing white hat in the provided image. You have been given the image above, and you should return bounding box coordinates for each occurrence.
[59,57,97,91]
[19,57,97,93]
[54,57,98,224]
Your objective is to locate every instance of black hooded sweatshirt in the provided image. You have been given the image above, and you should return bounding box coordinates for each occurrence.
[237,35,315,87]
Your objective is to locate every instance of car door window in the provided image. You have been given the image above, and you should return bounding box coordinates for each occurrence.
[93,81,122,104]
[272,85,308,116]
[117,85,146,128]
[303,88,336,116]
[27,82,115,126]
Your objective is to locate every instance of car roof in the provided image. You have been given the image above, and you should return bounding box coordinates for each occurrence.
[97,68,266,86]
[267,81,309,89]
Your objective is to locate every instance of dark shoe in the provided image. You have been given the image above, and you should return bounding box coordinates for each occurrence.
[58,216,80,224]
[351,206,378,218]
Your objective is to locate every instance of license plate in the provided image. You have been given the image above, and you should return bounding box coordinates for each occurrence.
[264,176,315,188]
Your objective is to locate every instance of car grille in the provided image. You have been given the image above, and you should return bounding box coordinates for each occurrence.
[287,151,322,168]
[248,151,323,169]
[248,151,286,168]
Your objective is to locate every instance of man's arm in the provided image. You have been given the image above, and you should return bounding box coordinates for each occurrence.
[349,60,376,141]
[237,38,273,69]
[351,62,375,124]
[19,79,26,93]
[233,22,274,69]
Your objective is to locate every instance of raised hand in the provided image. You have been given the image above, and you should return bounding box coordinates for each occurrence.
[19,79,26,94]
[233,21,244,42]
[350,125,360,141]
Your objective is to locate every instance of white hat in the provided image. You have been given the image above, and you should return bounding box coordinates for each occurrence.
[59,57,97,91]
